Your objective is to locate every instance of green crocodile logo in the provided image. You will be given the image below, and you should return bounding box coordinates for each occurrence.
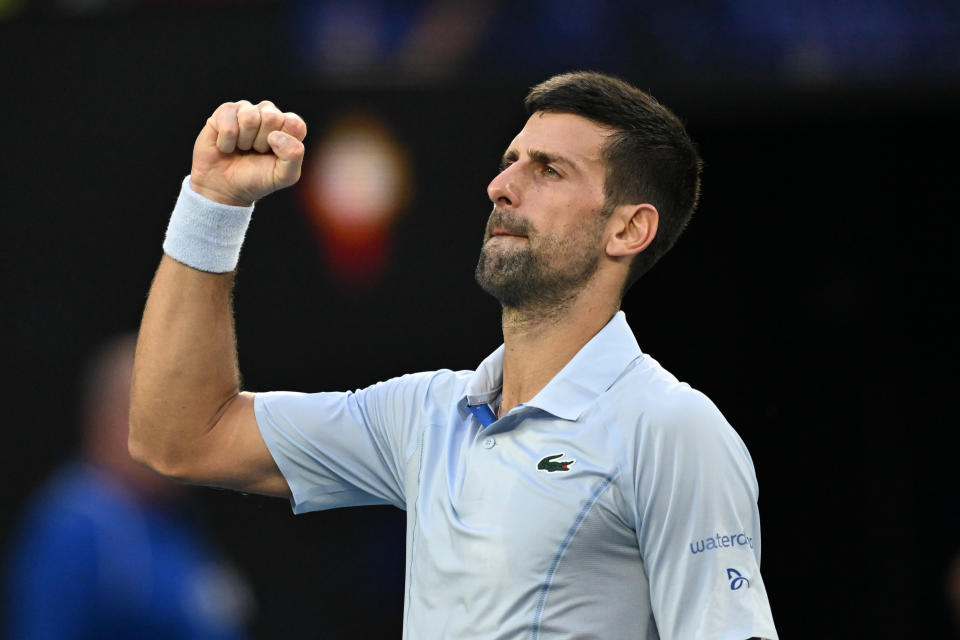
[538,453,575,472]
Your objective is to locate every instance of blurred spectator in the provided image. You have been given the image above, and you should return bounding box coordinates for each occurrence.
[4,334,252,640]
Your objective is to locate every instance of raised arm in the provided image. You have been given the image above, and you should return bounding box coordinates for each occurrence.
[128,100,306,497]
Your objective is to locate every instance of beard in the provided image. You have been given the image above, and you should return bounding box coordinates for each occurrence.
[474,206,605,311]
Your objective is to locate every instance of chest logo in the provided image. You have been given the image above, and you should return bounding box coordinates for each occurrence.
[538,453,575,472]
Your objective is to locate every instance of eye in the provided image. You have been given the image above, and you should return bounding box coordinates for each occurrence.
[541,165,560,178]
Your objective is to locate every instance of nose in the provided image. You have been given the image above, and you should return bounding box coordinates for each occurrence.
[487,164,521,209]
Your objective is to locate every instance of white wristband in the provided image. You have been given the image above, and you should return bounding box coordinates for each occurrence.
[162,176,255,273]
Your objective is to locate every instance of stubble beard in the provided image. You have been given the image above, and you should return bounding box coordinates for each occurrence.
[474,206,605,316]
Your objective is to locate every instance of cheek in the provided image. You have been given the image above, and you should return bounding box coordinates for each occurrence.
[527,188,604,239]
[532,227,582,260]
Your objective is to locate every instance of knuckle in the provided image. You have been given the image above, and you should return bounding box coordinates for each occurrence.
[237,116,258,130]
[237,107,260,125]
[215,101,242,119]
[261,110,284,128]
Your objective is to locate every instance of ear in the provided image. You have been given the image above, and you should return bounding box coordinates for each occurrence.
[605,203,659,258]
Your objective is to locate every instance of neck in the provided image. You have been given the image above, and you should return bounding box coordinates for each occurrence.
[498,289,619,417]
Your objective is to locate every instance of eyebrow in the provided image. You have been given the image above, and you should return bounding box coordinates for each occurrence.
[501,148,580,174]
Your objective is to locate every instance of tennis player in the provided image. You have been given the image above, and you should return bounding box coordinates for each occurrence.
[130,72,778,639]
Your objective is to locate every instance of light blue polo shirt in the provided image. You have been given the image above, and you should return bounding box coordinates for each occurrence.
[254,312,778,639]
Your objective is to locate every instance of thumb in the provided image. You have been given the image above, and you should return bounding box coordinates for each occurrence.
[268,130,305,188]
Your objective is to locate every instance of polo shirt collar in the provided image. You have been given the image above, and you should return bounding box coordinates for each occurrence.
[463,311,642,421]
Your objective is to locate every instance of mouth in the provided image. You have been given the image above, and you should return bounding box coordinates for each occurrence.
[491,228,527,239]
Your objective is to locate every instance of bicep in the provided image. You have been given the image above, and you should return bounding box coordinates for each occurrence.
[186,391,291,498]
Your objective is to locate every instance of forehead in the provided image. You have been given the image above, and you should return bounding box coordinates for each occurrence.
[507,111,611,170]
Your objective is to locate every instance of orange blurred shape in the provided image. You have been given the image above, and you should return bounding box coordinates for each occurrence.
[298,113,412,287]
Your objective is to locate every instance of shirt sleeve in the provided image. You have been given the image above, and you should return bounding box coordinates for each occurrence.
[254,371,440,514]
[630,390,779,640]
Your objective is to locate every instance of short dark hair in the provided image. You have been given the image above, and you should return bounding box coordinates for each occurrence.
[524,71,702,294]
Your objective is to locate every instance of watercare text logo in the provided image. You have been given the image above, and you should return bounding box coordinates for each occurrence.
[689,532,754,555]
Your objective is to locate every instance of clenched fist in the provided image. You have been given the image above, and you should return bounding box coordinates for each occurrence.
[190,100,308,207]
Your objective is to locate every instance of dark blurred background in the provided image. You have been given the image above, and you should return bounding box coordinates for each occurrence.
[1,0,958,637]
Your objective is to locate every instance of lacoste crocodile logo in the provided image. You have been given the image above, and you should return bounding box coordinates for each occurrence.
[538,453,575,472]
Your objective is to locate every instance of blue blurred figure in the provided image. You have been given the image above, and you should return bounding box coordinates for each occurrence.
[4,334,252,640]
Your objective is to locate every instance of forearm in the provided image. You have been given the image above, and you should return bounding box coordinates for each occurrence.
[127,100,305,485]
[128,254,241,475]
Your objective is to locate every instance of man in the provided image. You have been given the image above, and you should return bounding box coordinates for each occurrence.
[129,72,778,639]
[6,335,252,639]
